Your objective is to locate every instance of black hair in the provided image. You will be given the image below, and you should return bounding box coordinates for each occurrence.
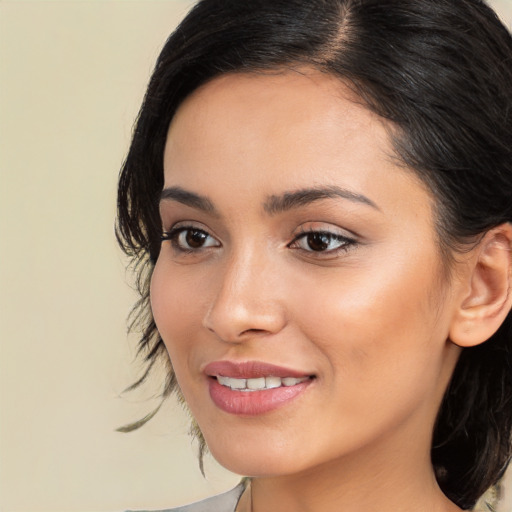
[116,0,512,508]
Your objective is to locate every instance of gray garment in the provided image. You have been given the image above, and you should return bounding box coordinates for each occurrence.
[129,482,246,512]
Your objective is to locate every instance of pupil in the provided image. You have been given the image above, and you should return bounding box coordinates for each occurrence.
[307,233,330,251]
[186,229,207,248]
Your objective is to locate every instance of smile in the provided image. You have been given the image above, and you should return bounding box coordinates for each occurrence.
[217,375,310,391]
[204,361,315,415]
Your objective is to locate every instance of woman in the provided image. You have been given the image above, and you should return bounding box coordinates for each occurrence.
[117,0,512,510]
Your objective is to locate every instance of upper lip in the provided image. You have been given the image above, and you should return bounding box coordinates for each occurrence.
[204,360,313,379]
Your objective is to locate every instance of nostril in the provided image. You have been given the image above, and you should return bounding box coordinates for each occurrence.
[240,328,267,336]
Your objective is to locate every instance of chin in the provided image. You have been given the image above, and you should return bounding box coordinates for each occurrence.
[206,433,306,477]
[214,454,298,478]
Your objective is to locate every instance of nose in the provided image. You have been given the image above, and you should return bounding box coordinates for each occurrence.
[202,247,287,343]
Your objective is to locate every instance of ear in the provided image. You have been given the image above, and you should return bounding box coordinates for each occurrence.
[449,223,512,348]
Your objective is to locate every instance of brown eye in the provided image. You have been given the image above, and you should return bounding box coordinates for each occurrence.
[306,232,331,252]
[289,230,355,254]
[161,227,220,251]
[185,229,209,248]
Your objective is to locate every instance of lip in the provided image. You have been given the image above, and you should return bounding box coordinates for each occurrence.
[204,360,314,416]
[204,360,312,379]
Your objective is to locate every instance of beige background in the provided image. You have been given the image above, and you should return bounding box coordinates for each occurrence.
[1,1,512,511]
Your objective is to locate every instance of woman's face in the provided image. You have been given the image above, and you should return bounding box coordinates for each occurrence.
[151,70,462,478]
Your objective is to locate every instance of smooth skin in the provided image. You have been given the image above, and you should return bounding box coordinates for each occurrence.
[150,69,512,512]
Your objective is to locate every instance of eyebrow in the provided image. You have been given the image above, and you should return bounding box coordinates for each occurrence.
[264,186,379,214]
[159,185,379,215]
[160,186,217,214]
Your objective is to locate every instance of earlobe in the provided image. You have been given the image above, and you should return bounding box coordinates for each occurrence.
[449,223,512,348]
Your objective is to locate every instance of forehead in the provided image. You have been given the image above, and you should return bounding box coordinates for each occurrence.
[163,69,430,217]
[166,69,390,163]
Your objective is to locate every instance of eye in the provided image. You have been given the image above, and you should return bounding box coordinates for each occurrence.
[161,226,220,251]
[289,230,355,253]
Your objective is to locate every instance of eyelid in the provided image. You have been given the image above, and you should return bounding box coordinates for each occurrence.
[161,220,217,238]
[292,222,359,241]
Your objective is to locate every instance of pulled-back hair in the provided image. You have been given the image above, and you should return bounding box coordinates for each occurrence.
[116,0,512,508]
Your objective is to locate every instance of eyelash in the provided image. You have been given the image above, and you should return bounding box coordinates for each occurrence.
[287,229,356,256]
[161,226,357,256]
[161,226,220,253]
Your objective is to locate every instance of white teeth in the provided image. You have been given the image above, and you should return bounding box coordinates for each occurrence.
[247,377,266,390]
[217,376,246,389]
[217,375,308,391]
[282,377,303,386]
[265,376,282,389]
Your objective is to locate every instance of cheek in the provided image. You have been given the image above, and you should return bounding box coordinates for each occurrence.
[150,261,216,418]
[290,252,448,397]
[150,261,204,363]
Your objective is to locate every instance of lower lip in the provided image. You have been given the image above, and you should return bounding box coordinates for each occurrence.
[208,378,312,416]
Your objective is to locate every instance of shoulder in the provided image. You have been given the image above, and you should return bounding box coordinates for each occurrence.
[127,481,247,512]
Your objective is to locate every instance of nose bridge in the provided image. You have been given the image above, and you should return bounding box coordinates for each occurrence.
[203,241,286,341]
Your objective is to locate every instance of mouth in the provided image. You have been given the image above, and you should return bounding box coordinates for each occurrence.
[216,375,311,391]
[204,360,314,379]
[204,361,315,415]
